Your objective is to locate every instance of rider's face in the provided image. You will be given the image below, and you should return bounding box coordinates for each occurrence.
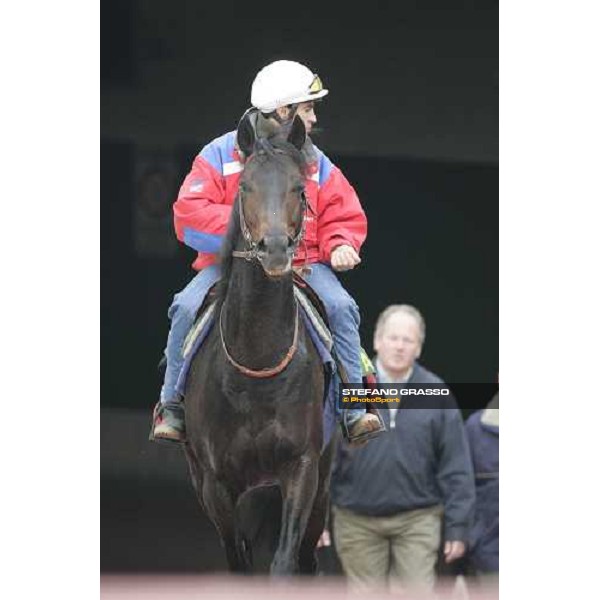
[295,102,317,134]
[274,101,317,134]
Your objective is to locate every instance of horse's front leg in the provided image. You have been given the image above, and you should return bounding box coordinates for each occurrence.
[298,442,334,574]
[271,455,319,575]
[201,472,250,573]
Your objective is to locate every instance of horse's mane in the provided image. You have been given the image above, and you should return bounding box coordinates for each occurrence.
[217,134,308,301]
[217,198,242,301]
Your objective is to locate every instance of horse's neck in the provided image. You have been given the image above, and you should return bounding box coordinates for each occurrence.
[221,260,297,369]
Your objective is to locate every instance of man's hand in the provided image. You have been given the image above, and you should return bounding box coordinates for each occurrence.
[444,540,466,563]
[316,529,332,548]
[331,244,361,272]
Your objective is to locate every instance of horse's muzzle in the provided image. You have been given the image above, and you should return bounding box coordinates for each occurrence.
[258,235,294,277]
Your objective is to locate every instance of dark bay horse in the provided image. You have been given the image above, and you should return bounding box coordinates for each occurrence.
[183,112,332,575]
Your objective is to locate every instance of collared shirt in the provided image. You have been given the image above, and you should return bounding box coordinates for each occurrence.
[375,359,413,427]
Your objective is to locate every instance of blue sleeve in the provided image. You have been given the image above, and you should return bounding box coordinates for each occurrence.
[183,228,223,253]
[311,144,333,185]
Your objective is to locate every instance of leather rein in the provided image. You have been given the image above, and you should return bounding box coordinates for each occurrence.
[220,147,309,378]
[219,298,300,378]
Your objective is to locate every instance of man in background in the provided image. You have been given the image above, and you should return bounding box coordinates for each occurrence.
[465,391,499,577]
[324,304,476,590]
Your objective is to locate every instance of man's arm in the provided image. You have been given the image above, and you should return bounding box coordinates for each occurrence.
[435,406,476,560]
[315,158,367,265]
[173,152,232,253]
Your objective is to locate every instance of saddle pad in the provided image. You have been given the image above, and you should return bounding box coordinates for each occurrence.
[293,286,333,352]
[181,286,333,361]
[182,302,217,359]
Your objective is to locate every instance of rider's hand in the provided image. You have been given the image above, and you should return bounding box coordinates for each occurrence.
[317,529,332,548]
[331,245,361,272]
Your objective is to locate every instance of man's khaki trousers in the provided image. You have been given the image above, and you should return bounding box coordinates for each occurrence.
[333,504,443,589]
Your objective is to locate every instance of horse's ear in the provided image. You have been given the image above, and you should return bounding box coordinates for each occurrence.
[237,109,256,157]
[255,112,280,139]
[288,115,306,151]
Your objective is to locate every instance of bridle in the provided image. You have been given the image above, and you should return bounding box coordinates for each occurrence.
[231,149,309,263]
[221,145,310,378]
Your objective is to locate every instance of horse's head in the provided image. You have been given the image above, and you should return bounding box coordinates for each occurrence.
[233,111,308,278]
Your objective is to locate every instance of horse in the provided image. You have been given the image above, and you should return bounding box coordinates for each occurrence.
[182,111,333,575]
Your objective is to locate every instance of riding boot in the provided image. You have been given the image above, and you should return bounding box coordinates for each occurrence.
[149,399,186,444]
[342,411,386,446]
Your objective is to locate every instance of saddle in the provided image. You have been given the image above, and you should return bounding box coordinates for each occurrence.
[180,273,384,434]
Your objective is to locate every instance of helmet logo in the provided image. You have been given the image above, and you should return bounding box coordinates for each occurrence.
[309,75,323,94]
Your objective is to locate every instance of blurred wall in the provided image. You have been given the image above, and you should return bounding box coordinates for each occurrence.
[101,0,498,163]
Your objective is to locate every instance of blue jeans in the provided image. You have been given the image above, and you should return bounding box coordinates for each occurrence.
[160,263,366,422]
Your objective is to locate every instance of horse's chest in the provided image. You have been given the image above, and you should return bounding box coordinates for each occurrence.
[206,424,300,481]
[221,374,304,413]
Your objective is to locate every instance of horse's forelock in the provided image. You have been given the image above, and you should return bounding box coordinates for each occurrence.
[248,135,308,178]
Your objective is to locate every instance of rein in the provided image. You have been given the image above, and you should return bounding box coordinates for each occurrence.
[219,297,300,378]
[223,141,308,378]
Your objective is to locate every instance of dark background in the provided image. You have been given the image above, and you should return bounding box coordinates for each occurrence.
[101,0,498,573]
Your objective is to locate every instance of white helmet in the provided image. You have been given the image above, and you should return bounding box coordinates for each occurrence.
[251,60,329,113]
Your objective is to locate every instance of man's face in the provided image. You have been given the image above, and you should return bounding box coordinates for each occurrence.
[295,101,317,134]
[374,312,423,379]
[275,101,317,134]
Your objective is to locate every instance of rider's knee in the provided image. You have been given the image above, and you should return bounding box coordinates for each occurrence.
[169,295,201,327]
[326,291,359,326]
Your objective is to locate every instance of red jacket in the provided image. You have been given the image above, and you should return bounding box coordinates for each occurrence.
[173,131,367,270]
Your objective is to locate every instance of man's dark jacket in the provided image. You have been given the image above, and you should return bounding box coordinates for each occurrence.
[465,397,499,572]
[331,362,476,542]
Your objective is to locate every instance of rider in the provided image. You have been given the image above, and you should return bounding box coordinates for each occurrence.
[150,59,384,444]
